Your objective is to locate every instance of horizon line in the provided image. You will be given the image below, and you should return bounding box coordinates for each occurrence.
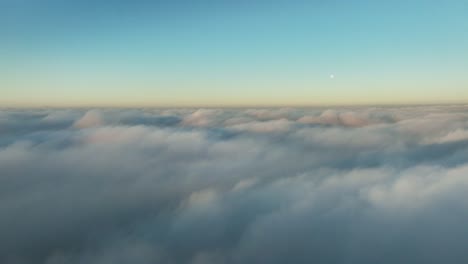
[1,101,468,109]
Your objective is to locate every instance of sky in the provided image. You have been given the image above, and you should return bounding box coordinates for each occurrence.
[1,0,468,107]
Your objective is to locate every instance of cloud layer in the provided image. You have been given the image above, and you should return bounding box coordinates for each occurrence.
[1,106,468,264]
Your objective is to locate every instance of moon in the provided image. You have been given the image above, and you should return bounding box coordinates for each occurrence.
[330,74,335,79]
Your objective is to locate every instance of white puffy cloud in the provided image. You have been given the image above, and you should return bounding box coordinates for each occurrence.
[74,110,104,128]
[228,118,293,133]
[182,109,219,127]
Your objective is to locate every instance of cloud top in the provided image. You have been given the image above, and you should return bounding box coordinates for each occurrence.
[1,106,468,264]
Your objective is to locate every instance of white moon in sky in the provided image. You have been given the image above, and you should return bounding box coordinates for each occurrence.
[330,74,334,79]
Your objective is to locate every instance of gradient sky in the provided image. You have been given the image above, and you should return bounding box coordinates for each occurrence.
[1,0,468,107]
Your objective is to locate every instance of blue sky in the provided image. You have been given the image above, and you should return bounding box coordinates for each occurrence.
[1,0,468,106]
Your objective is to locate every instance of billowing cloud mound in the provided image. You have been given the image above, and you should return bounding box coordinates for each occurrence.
[1,106,468,264]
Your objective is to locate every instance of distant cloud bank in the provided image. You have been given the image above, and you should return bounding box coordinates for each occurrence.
[1,106,468,264]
